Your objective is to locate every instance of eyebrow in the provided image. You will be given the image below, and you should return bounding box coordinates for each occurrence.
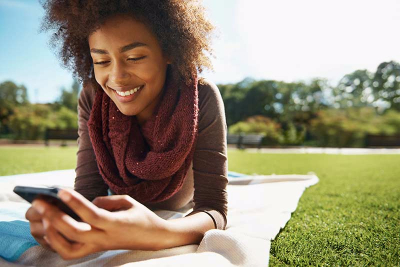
[90,42,148,54]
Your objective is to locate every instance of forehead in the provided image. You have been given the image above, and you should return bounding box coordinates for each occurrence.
[88,15,158,48]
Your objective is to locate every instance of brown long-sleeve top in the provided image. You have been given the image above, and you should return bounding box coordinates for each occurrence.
[74,78,228,230]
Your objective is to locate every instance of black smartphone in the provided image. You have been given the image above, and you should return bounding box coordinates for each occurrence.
[13,186,81,221]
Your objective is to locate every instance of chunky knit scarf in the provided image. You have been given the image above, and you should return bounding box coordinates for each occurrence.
[87,73,199,203]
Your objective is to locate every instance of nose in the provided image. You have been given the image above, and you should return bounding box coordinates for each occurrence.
[109,60,131,85]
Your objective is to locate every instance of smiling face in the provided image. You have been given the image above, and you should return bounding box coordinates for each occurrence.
[88,14,171,124]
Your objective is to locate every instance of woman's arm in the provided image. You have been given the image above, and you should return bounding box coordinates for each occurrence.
[75,83,108,200]
[185,78,229,230]
[147,78,230,247]
[157,212,215,249]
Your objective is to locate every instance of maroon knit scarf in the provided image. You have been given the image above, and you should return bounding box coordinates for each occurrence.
[87,73,199,203]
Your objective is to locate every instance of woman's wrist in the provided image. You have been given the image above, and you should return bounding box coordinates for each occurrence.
[156,212,215,250]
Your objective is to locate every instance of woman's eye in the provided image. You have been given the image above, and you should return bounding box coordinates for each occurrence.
[94,61,109,65]
[93,56,146,65]
[128,56,147,62]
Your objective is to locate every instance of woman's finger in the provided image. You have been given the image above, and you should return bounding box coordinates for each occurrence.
[25,206,42,222]
[30,221,54,251]
[44,222,81,260]
[35,199,99,243]
[58,189,111,228]
[92,195,135,211]
[50,214,95,242]
[30,221,45,239]
[26,205,54,251]
[45,221,97,260]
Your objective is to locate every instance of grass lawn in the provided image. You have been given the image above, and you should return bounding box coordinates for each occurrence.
[1,147,399,266]
[0,146,78,175]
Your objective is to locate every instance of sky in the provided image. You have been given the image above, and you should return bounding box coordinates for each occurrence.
[1,0,399,103]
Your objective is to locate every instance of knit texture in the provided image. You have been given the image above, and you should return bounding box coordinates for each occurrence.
[87,73,199,203]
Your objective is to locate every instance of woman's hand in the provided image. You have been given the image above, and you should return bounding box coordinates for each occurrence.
[31,189,169,260]
[25,206,55,251]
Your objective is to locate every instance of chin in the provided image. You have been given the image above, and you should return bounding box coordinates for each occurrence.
[110,99,137,116]
[118,108,137,116]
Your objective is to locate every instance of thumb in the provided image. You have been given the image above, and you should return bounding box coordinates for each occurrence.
[92,195,135,211]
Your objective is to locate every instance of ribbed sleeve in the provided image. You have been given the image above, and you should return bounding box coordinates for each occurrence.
[74,84,109,201]
[185,78,229,229]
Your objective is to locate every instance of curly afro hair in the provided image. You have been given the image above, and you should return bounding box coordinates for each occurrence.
[40,0,216,88]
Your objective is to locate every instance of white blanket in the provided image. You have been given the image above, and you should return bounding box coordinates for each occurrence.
[0,170,318,266]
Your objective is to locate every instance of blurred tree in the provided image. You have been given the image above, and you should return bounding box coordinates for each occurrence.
[219,77,254,126]
[220,78,331,129]
[57,79,81,111]
[372,61,400,111]
[9,104,78,140]
[0,81,29,135]
[217,60,400,147]
[277,80,328,123]
[310,107,400,147]
[333,69,374,109]
[280,121,306,146]
[242,80,279,119]
[9,104,54,140]
[217,83,233,100]
[228,115,306,146]
[229,115,283,145]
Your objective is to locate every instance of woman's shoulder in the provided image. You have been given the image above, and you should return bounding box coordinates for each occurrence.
[78,82,97,114]
[197,77,224,111]
[198,77,219,96]
[196,77,226,131]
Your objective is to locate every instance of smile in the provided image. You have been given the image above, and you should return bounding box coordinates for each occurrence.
[108,85,144,97]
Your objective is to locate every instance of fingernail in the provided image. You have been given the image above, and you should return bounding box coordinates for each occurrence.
[58,190,71,202]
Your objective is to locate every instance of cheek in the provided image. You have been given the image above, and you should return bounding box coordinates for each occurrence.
[94,70,106,88]
[136,61,166,82]
[94,72,114,97]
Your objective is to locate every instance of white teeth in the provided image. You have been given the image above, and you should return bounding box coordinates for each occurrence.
[115,86,142,97]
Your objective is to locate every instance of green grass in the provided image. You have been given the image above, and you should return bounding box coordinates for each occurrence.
[228,150,400,266]
[0,147,399,265]
[0,147,77,175]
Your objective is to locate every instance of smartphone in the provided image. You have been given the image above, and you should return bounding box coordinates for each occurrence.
[13,186,81,221]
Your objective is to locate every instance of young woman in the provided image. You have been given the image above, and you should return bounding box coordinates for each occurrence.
[25,0,228,260]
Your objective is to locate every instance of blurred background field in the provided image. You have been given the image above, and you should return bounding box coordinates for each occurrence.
[0,147,399,266]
